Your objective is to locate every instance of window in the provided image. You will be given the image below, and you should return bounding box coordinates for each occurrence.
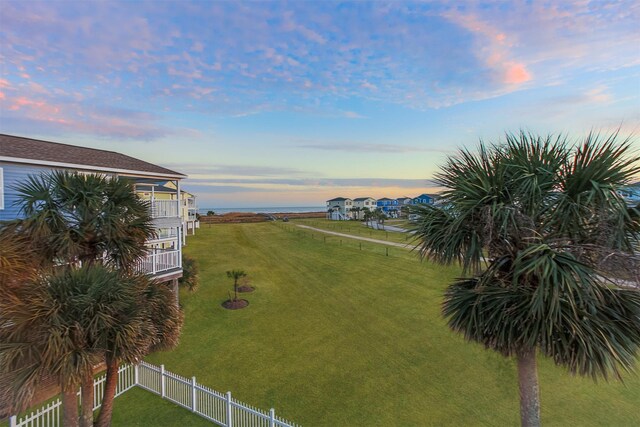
[0,167,4,210]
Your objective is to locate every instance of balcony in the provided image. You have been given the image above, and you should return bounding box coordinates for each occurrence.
[136,249,181,275]
[150,200,179,218]
[150,228,179,241]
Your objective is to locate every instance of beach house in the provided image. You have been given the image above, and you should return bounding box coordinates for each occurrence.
[0,134,189,289]
[326,197,352,220]
[413,193,438,205]
[352,197,377,219]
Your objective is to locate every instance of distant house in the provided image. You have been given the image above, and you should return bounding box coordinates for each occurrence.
[413,193,439,205]
[326,197,352,220]
[352,197,376,219]
[619,183,640,206]
[376,197,393,212]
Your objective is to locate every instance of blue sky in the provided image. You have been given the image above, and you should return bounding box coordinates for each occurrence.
[1,1,638,207]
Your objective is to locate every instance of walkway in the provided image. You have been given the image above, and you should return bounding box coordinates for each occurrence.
[295,224,417,250]
[363,221,409,233]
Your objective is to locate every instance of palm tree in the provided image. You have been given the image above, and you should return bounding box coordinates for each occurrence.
[12,170,155,270]
[227,270,247,301]
[412,131,640,427]
[2,171,160,426]
[350,206,361,220]
[0,265,183,427]
[374,209,386,230]
[0,267,108,427]
[94,271,183,427]
[362,209,371,227]
[179,254,200,292]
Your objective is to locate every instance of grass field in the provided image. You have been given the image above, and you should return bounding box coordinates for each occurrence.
[112,223,640,426]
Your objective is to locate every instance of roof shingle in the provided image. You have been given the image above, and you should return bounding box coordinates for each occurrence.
[0,134,185,178]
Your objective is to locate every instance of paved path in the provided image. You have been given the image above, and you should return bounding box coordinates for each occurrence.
[295,224,417,250]
[364,221,409,233]
[297,225,640,288]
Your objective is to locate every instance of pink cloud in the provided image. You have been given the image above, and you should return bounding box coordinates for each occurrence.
[0,91,170,139]
[444,11,532,87]
[504,63,531,84]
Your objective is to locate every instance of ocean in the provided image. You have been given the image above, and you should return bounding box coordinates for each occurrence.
[199,206,326,215]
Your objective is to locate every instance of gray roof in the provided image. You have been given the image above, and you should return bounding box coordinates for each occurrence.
[327,197,350,202]
[353,197,375,201]
[0,134,186,178]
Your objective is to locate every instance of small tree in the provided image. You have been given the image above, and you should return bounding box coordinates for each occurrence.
[375,209,386,230]
[351,206,361,220]
[207,210,215,216]
[226,270,247,301]
[362,209,371,226]
[179,254,200,292]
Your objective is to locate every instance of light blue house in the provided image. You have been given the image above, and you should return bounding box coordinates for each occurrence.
[412,193,439,205]
[376,197,393,213]
[619,183,640,206]
[0,133,189,288]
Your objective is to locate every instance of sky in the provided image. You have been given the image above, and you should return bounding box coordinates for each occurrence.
[0,1,639,208]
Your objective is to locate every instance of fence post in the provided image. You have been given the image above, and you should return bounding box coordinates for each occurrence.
[152,253,157,275]
[191,377,197,412]
[9,415,17,427]
[160,364,166,398]
[269,408,276,427]
[226,391,233,427]
[134,364,139,386]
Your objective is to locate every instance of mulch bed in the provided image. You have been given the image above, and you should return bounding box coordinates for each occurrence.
[237,285,255,293]
[222,299,249,310]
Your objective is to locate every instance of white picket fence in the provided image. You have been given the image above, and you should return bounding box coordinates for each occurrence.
[9,364,137,427]
[9,362,299,427]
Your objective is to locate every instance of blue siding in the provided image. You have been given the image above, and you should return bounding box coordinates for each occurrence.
[0,163,58,221]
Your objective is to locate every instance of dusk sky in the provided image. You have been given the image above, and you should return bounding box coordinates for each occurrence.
[1,1,638,208]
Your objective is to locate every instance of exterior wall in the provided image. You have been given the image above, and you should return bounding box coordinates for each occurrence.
[326,199,352,215]
[0,161,183,280]
[353,198,376,210]
[413,194,434,205]
[376,199,393,212]
[0,162,115,221]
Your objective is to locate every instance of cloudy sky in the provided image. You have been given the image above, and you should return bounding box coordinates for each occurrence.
[1,1,638,208]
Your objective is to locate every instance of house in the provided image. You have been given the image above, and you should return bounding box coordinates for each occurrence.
[182,190,199,235]
[352,197,376,219]
[0,134,190,292]
[326,197,352,220]
[413,193,438,205]
[376,197,393,216]
[395,196,413,214]
[148,181,199,239]
[619,183,640,207]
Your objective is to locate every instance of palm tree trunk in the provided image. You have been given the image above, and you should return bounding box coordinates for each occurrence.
[517,348,541,427]
[80,373,94,427]
[95,357,118,427]
[62,387,80,427]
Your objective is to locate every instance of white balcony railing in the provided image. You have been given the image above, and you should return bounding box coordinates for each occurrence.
[136,249,181,275]
[150,200,179,218]
[149,228,179,241]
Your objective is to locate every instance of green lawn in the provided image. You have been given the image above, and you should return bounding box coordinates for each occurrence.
[113,223,640,426]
